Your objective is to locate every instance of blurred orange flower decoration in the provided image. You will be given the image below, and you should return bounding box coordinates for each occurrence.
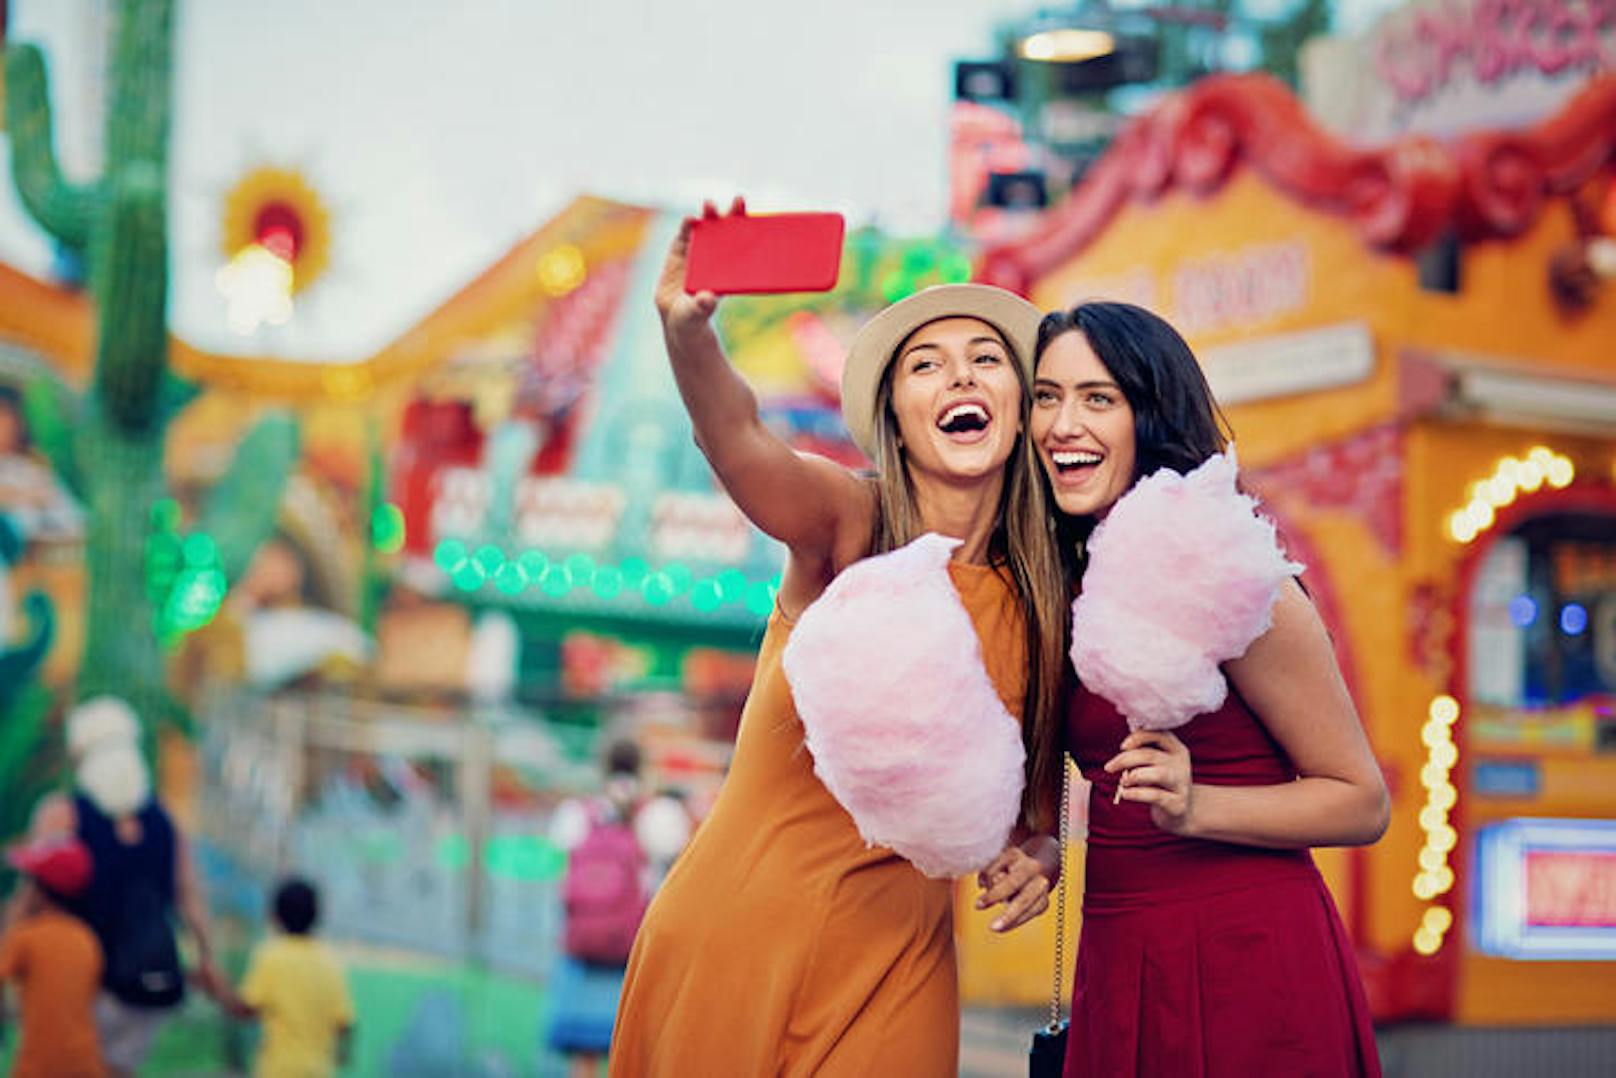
[220,166,333,295]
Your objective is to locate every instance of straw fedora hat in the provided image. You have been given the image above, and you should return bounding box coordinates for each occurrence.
[840,284,1041,458]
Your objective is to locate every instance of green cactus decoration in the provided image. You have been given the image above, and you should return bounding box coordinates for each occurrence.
[0,591,56,711]
[0,516,54,715]
[5,2,298,741]
[0,679,60,877]
[0,514,55,857]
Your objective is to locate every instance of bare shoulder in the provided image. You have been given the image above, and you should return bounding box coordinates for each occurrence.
[796,452,876,531]
[774,469,877,618]
[1226,575,1355,721]
[1238,578,1328,661]
[828,469,879,572]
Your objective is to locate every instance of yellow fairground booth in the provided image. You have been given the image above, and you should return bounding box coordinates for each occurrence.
[966,67,1616,1024]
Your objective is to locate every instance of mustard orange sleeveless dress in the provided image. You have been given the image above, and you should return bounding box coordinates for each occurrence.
[608,561,1026,1077]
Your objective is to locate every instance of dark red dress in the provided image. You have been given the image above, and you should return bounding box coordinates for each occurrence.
[1063,682,1381,1077]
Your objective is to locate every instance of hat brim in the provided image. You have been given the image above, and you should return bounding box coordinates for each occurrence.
[5,838,93,897]
[840,284,1042,459]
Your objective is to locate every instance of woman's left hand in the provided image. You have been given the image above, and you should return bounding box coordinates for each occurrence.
[1105,730,1195,835]
[975,836,1057,932]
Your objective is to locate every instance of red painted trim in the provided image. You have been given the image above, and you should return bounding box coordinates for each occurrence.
[1455,78,1616,239]
[978,74,1616,292]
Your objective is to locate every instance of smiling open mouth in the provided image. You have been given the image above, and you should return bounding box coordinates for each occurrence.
[937,403,991,435]
[1051,450,1103,475]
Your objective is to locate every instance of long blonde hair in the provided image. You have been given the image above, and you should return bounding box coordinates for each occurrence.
[866,334,1070,833]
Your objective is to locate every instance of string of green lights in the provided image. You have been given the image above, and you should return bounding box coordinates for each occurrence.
[432,538,781,617]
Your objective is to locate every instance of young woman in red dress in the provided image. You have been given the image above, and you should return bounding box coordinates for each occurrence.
[1026,302,1390,1077]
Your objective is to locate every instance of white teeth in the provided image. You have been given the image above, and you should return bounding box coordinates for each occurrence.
[1053,451,1102,466]
[940,403,989,426]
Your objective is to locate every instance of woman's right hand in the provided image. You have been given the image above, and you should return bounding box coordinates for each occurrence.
[975,837,1057,932]
[655,197,745,346]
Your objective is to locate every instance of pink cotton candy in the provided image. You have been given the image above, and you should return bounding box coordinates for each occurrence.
[781,533,1026,878]
[1070,448,1302,732]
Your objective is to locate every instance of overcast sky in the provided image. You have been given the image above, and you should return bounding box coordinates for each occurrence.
[1,0,1401,362]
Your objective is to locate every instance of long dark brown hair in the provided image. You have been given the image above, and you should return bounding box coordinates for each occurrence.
[1028,300,1233,823]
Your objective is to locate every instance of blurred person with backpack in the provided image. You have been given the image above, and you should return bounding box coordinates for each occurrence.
[547,740,689,1077]
[25,697,223,1077]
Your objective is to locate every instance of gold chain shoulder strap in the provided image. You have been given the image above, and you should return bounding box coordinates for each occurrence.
[1047,753,1071,1033]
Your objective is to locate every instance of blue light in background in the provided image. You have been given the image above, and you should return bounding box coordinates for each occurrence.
[1508,595,1538,628]
[1560,603,1589,636]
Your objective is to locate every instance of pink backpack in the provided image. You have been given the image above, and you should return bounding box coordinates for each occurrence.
[560,805,648,964]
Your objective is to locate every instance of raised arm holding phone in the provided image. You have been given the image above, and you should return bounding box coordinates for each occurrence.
[607,200,1069,1076]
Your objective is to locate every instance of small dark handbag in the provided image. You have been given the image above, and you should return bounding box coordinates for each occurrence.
[1030,754,1074,1078]
[1030,1022,1069,1077]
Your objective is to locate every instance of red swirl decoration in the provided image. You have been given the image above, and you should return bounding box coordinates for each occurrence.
[978,72,1616,293]
[1456,77,1616,238]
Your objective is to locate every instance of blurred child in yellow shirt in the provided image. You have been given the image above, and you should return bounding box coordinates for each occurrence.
[224,877,353,1078]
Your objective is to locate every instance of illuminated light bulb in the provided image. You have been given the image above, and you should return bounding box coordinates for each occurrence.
[1429,696,1460,725]
[541,565,574,597]
[717,568,748,603]
[1518,460,1546,492]
[1430,825,1458,853]
[1422,721,1454,749]
[640,572,675,606]
[591,566,624,599]
[744,581,776,617]
[1429,782,1457,811]
[1419,846,1446,871]
[1494,458,1521,486]
[1432,741,1459,770]
[451,563,484,591]
[1546,456,1575,488]
[1509,594,1538,627]
[1419,805,1449,832]
[1423,906,1454,933]
[1413,927,1442,955]
[1420,761,1452,788]
[217,243,295,335]
[1020,28,1117,62]
[1449,512,1478,543]
[494,562,527,595]
[1528,446,1554,465]
[1484,476,1516,507]
[1467,499,1495,530]
[1413,874,1441,901]
[690,579,723,613]
[662,562,695,596]
[1431,866,1455,894]
[536,244,587,297]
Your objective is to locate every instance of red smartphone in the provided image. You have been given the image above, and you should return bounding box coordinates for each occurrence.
[685,212,845,295]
